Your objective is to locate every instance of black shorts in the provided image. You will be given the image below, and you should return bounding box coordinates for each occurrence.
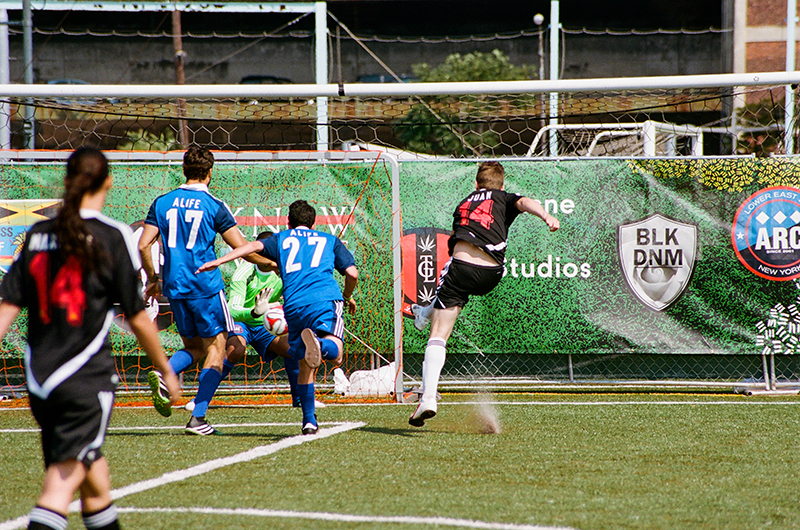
[433,257,504,309]
[29,371,117,468]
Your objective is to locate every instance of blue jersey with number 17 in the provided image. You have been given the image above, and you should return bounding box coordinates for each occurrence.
[259,227,355,312]
[145,183,237,299]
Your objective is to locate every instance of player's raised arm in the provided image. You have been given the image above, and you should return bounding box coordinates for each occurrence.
[516,196,560,232]
[220,227,278,271]
[196,239,264,273]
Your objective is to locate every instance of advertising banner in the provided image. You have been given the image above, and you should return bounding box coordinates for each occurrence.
[400,158,800,356]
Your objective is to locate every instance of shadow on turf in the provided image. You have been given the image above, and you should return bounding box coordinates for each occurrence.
[357,425,421,437]
[106,431,287,441]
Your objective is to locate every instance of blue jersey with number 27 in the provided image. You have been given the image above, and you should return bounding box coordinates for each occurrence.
[145,183,237,299]
[259,226,355,312]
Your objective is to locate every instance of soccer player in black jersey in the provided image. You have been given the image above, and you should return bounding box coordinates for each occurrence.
[409,161,559,427]
[0,148,180,530]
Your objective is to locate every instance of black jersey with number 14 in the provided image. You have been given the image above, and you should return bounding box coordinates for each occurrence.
[448,188,522,265]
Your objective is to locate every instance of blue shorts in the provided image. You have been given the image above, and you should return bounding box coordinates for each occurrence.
[284,300,344,361]
[230,322,278,362]
[170,291,233,339]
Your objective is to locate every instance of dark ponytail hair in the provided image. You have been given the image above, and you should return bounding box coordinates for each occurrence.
[52,147,109,270]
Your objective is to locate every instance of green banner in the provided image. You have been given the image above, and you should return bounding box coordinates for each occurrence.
[400,158,800,356]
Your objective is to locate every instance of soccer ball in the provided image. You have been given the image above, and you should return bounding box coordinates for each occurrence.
[263,305,288,336]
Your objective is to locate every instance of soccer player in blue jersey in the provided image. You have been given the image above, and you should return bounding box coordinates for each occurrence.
[138,146,266,435]
[198,200,358,435]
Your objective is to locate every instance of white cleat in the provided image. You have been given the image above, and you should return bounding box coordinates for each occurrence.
[302,328,322,369]
[408,399,437,427]
[411,304,432,331]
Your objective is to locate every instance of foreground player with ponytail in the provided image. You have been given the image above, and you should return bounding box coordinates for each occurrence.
[0,147,180,530]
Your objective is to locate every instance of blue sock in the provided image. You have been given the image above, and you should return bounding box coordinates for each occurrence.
[297,383,316,426]
[168,349,194,375]
[319,338,339,361]
[192,368,223,418]
[221,359,236,380]
[284,358,300,406]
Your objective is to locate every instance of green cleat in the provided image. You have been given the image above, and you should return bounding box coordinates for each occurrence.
[147,370,172,418]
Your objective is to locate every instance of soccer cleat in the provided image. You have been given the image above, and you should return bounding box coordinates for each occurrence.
[147,370,172,418]
[302,422,319,435]
[411,303,432,331]
[301,328,322,369]
[185,416,219,436]
[408,399,437,427]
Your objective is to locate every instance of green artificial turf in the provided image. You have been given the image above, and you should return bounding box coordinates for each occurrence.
[1,393,798,530]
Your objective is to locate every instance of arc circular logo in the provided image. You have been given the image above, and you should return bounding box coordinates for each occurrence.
[732,186,800,281]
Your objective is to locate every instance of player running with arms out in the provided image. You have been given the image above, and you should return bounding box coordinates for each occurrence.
[409,161,559,427]
[0,148,180,530]
[138,146,267,435]
[198,200,358,435]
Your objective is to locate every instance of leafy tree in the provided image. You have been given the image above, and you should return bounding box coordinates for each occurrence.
[395,50,533,156]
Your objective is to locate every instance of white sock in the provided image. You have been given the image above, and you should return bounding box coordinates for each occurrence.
[420,303,435,320]
[421,338,446,404]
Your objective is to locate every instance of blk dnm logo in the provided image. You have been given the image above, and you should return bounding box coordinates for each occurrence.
[401,227,450,318]
[618,213,698,311]
[732,186,800,281]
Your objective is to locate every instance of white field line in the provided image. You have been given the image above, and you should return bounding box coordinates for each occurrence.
[116,506,577,530]
[0,421,364,530]
[2,400,799,429]
[4,400,798,433]
[0,421,312,434]
[1,398,799,415]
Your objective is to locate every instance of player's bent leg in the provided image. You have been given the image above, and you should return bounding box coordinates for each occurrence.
[317,332,343,365]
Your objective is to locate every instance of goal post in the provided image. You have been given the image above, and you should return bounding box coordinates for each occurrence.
[0,149,405,403]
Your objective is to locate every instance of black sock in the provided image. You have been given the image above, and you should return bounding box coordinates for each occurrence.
[82,504,121,530]
[28,506,67,530]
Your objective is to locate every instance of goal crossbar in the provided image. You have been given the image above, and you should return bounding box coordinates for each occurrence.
[1,71,798,99]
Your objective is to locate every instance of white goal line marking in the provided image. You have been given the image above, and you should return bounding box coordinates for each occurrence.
[0,421,364,530]
[0,421,314,434]
[116,506,577,530]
